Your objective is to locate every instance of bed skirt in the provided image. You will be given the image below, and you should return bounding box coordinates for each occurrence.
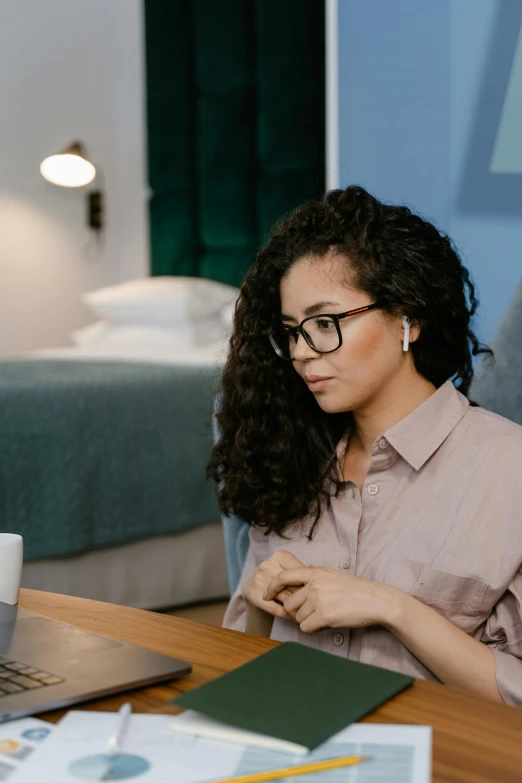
[21,522,229,610]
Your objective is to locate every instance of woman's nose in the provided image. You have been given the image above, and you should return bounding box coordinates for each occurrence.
[292,332,320,361]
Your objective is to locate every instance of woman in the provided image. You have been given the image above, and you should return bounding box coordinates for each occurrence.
[209,186,522,705]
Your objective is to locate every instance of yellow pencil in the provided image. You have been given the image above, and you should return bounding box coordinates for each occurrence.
[211,754,371,783]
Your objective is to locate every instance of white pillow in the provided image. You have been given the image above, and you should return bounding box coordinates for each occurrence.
[221,299,236,329]
[71,320,112,347]
[71,318,228,350]
[83,276,239,325]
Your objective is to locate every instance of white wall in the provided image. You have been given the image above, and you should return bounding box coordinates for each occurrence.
[0,0,149,356]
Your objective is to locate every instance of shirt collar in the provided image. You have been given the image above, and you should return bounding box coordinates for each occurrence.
[384,380,469,471]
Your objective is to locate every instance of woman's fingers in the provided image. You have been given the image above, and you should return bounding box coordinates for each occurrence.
[261,598,293,621]
[295,602,315,625]
[279,587,307,616]
[265,567,312,600]
[298,611,323,633]
[273,585,301,605]
[273,589,292,606]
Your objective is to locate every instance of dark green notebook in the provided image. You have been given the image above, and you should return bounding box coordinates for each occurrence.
[172,642,413,751]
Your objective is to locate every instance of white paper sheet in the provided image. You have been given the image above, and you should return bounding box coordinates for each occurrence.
[0,718,54,780]
[9,711,431,783]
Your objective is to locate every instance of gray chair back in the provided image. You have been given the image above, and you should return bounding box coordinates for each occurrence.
[212,393,250,594]
[470,280,522,425]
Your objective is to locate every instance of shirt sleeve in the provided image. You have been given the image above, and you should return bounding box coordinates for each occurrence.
[481,565,522,706]
[222,524,270,632]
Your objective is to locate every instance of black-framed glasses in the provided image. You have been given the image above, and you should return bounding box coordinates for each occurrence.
[269,303,382,360]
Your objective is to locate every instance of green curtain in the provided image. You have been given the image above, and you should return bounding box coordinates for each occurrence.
[145,0,325,287]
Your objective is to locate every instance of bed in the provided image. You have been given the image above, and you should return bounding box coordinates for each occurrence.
[0,277,235,610]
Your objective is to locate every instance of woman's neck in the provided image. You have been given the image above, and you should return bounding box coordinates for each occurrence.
[350,373,437,457]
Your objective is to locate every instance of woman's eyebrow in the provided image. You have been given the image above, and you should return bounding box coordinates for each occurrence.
[281,301,341,321]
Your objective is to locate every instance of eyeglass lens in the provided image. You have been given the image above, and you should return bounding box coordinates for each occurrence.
[273,316,339,358]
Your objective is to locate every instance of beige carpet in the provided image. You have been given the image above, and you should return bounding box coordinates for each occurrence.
[164,599,229,627]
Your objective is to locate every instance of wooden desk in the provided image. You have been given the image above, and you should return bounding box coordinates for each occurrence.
[18,589,522,783]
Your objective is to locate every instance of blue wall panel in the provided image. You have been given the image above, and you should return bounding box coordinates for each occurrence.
[338,0,522,342]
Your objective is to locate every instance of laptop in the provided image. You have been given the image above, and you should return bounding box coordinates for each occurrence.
[0,600,191,723]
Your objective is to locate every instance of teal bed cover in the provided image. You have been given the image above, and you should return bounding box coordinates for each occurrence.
[0,361,222,561]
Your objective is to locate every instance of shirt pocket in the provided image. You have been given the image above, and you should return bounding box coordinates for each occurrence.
[378,555,488,633]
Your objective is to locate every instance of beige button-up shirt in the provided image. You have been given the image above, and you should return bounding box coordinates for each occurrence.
[223,380,522,705]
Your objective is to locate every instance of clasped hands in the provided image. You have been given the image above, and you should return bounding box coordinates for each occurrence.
[241,549,400,634]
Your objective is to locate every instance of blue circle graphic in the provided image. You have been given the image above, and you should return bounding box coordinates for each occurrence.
[69,752,151,780]
[21,728,52,742]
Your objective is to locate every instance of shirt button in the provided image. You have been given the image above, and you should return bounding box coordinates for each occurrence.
[367,483,379,495]
[342,558,351,569]
[333,633,345,646]
[378,438,388,449]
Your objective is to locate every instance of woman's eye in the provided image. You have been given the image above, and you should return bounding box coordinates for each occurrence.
[316,319,334,330]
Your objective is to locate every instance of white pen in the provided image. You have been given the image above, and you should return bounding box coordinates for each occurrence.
[106,702,132,758]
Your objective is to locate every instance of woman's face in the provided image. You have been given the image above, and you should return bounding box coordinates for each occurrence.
[279,255,417,414]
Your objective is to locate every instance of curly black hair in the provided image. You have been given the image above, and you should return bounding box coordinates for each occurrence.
[208,185,493,537]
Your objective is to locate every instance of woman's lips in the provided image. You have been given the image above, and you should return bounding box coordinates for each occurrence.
[305,377,333,392]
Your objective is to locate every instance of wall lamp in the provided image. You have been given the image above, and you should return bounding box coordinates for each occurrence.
[40,141,104,231]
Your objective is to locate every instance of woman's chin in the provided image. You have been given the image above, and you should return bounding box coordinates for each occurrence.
[314,393,351,414]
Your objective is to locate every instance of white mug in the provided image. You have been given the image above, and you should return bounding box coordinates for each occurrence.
[0,534,23,605]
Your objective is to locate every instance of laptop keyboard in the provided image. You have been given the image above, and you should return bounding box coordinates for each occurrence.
[0,656,64,697]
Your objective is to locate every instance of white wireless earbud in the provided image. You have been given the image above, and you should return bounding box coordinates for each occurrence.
[402,316,410,352]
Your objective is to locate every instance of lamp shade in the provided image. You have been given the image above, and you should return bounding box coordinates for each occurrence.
[40,141,96,187]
